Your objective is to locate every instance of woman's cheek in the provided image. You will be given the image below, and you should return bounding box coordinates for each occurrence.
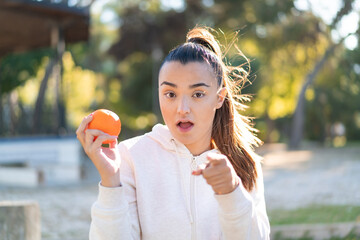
[160,103,175,122]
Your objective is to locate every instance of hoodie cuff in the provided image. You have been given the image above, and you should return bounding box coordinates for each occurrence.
[97,182,127,209]
[214,181,253,216]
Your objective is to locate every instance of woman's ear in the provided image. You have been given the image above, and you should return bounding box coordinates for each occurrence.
[216,87,226,109]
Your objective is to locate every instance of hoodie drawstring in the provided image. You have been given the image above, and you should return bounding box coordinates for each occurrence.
[171,139,194,224]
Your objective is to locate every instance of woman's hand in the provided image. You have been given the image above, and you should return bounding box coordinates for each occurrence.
[76,114,121,187]
[192,152,240,195]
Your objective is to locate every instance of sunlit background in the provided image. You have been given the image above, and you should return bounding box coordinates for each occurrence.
[1,0,360,145]
[0,0,359,239]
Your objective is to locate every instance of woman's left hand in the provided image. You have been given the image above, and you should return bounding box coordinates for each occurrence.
[192,152,240,194]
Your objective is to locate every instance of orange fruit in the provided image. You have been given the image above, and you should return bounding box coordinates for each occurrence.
[87,109,121,145]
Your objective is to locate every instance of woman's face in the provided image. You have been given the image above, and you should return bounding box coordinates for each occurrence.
[158,61,225,155]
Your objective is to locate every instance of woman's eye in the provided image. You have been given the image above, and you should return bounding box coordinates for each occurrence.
[193,92,205,98]
[165,92,176,98]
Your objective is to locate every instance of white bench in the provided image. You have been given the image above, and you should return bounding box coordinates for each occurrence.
[0,137,82,187]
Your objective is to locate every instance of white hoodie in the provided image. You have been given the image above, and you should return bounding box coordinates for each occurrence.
[90,124,270,240]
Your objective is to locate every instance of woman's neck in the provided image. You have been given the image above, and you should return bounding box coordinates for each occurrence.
[185,142,212,156]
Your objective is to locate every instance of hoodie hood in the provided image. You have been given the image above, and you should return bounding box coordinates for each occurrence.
[146,124,191,155]
[146,124,220,158]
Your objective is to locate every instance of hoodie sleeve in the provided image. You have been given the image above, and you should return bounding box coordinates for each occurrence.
[214,161,270,240]
[89,143,141,240]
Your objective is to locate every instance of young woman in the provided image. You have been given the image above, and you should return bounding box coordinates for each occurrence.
[76,26,270,240]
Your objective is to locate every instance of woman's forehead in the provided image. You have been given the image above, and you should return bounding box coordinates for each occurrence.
[158,61,217,87]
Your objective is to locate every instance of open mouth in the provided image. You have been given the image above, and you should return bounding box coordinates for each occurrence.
[176,120,194,132]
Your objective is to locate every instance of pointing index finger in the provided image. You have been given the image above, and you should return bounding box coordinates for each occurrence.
[206,152,226,166]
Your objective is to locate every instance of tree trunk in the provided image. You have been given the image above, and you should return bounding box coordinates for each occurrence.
[289,44,337,149]
[289,0,356,149]
[32,59,55,134]
[264,114,275,143]
[151,44,163,121]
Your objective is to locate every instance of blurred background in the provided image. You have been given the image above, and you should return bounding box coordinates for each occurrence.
[0,0,359,239]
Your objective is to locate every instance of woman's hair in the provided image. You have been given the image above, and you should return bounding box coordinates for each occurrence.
[161,26,262,192]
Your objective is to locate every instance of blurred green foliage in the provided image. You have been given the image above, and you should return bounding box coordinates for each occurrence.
[0,0,359,146]
[0,48,53,94]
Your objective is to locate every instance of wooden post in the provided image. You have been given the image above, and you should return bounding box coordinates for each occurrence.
[0,60,3,135]
[0,201,41,240]
[53,24,66,135]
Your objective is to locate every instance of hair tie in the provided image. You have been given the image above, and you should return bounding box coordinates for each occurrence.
[188,37,216,53]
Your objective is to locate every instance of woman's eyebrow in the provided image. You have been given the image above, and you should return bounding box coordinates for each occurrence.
[160,81,210,88]
[189,83,210,88]
[160,81,177,88]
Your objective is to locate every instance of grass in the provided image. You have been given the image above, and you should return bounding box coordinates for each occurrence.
[273,231,360,240]
[268,205,360,226]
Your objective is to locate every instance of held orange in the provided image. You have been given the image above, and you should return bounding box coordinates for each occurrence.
[87,109,121,145]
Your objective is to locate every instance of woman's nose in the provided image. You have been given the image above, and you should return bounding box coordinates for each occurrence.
[177,97,190,114]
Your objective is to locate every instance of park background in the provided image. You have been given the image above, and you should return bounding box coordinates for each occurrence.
[0,0,360,239]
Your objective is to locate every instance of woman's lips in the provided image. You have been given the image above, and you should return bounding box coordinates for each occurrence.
[177,121,194,132]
